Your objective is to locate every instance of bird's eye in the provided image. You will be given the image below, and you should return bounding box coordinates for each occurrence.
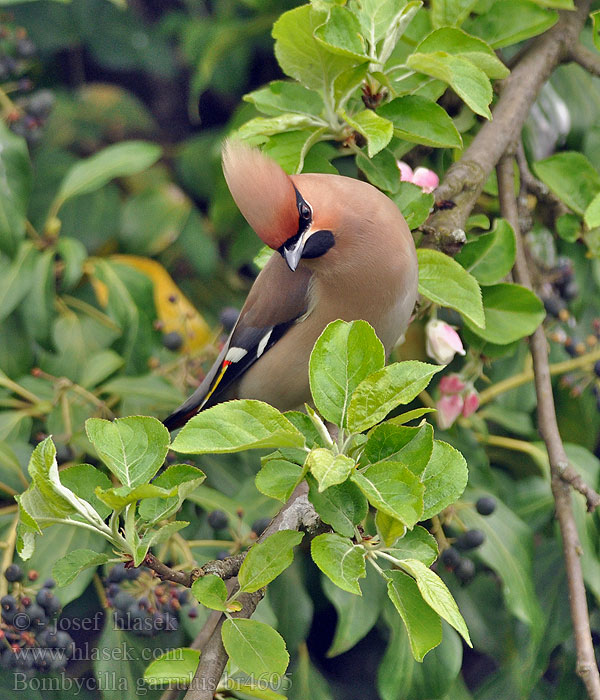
[299,202,311,220]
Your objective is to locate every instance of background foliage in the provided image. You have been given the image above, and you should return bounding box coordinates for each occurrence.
[1,0,600,699]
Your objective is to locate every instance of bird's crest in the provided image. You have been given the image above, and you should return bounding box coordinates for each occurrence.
[222,140,299,250]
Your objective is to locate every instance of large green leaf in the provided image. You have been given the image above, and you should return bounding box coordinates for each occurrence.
[137,463,206,523]
[309,319,385,428]
[307,448,355,492]
[463,283,545,345]
[307,476,368,537]
[144,649,201,687]
[378,96,462,148]
[351,461,424,527]
[0,121,32,255]
[0,241,37,321]
[52,549,111,587]
[238,530,304,593]
[86,416,170,487]
[314,5,369,60]
[171,400,304,454]
[421,440,468,519]
[417,249,484,327]
[311,533,366,594]
[533,151,600,216]
[362,423,434,477]
[455,218,516,285]
[430,0,479,28]
[343,109,393,157]
[256,458,303,503]
[347,361,443,433]
[54,141,162,210]
[222,618,289,676]
[244,81,325,117]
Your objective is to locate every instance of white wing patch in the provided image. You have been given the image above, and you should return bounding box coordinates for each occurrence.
[225,346,248,363]
[256,329,273,358]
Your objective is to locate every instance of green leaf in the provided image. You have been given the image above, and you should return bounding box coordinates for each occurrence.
[414,28,509,79]
[465,0,558,49]
[387,407,436,426]
[238,530,304,593]
[0,241,37,322]
[463,283,545,344]
[236,114,318,141]
[430,0,479,28]
[417,249,485,327]
[307,448,355,492]
[22,248,55,344]
[95,483,178,510]
[421,440,468,519]
[350,0,422,57]
[144,648,200,687]
[593,10,600,52]
[0,120,32,256]
[54,141,162,210]
[375,511,406,547]
[273,6,363,104]
[356,149,401,192]
[80,350,124,389]
[134,521,189,566]
[314,5,368,60]
[378,96,462,149]
[308,475,368,537]
[455,218,516,285]
[244,81,325,117]
[60,463,113,520]
[386,526,439,566]
[584,191,600,229]
[351,461,424,527]
[137,463,206,523]
[556,213,581,242]
[192,573,228,611]
[533,151,600,215]
[407,52,492,119]
[362,423,434,477]
[222,618,289,676]
[399,558,471,645]
[391,182,434,229]
[262,129,326,174]
[347,361,443,433]
[386,570,442,662]
[343,109,393,157]
[322,565,387,657]
[309,320,385,428]
[256,459,303,503]
[311,533,366,594]
[171,400,304,454]
[52,549,110,587]
[85,416,170,487]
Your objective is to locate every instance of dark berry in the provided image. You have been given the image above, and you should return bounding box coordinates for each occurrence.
[50,652,68,670]
[4,564,23,582]
[440,547,461,569]
[124,567,140,581]
[219,307,240,333]
[107,583,120,598]
[455,557,476,584]
[162,331,183,351]
[56,631,75,657]
[1,608,16,625]
[251,517,271,537]
[207,510,229,530]
[177,589,189,605]
[43,577,56,589]
[1,594,16,611]
[542,295,565,318]
[27,604,46,629]
[456,529,485,550]
[26,90,54,119]
[476,496,497,516]
[562,281,579,301]
[594,362,600,379]
[0,648,16,670]
[108,563,127,583]
[113,591,135,611]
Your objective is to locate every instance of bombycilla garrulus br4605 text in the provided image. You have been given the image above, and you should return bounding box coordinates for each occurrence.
[163,141,418,430]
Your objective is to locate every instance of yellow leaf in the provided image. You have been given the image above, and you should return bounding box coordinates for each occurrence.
[112,255,213,353]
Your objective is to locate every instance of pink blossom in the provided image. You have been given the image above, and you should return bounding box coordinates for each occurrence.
[462,389,480,417]
[437,394,464,430]
[397,160,414,183]
[412,167,439,194]
[425,319,466,365]
[439,373,466,395]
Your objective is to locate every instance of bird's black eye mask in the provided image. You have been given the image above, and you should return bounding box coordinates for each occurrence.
[278,186,335,261]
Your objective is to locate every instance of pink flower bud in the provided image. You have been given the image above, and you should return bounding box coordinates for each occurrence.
[412,167,439,194]
[425,319,466,365]
[462,389,480,418]
[439,373,466,395]
[436,394,464,430]
[397,160,414,183]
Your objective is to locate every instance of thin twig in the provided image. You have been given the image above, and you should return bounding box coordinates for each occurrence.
[423,0,591,253]
[570,43,600,78]
[497,155,600,699]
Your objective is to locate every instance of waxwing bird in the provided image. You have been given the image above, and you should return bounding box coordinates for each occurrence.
[163,140,418,431]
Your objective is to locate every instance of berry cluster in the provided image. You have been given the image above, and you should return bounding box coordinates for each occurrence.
[0,564,74,675]
[439,497,496,585]
[0,24,54,146]
[105,563,190,636]
[541,257,579,319]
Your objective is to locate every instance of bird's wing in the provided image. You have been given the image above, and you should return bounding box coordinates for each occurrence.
[163,254,313,430]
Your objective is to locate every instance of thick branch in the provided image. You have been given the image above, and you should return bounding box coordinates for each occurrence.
[570,43,600,78]
[183,481,320,700]
[424,0,591,252]
[497,156,600,700]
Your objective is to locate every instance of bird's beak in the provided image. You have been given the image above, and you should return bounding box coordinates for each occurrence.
[282,234,306,272]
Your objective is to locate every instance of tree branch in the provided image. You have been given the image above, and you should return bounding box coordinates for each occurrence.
[183,481,321,700]
[423,0,591,252]
[497,155,600,700]
[570,43,600,78]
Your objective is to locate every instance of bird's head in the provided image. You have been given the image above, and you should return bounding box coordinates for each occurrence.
[222,140,337,272]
